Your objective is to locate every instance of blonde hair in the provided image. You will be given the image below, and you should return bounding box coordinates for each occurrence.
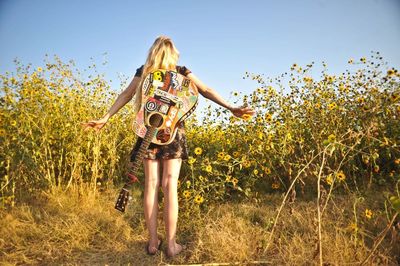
[133,36,180,113]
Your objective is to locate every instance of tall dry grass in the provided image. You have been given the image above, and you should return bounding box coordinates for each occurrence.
[1,186,399,265]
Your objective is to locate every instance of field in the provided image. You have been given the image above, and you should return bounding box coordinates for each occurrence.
[1,53,400,265]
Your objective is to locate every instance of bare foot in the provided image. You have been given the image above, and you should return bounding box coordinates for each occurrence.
[166,242,186,258]
[146,239,162,255]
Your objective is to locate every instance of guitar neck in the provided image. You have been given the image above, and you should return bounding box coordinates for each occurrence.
[126,126,158,186]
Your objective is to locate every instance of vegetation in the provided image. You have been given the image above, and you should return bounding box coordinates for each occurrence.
[1,52,399,265]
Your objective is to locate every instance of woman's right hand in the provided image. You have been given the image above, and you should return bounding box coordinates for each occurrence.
[81,116,109,131]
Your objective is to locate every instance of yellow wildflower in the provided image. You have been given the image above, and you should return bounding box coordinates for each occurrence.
[183,190,191,199]
[233,151,240,157]
[253,169,259,175]
[327,102,337,110]
[217,152,225,160]
[328,134,336,143]
[205,165,212,173]
[264,167,271,175]
[187,156,196,165]
[194,147,203,155]
[232,178,239,186]
[264,113,272,122]
[348,222,358,232]
[387,69,395,76]
[336,171,346,181]
[326,174,333,185]
[37,67,43,72]
[194,195,204,204]
[224,154,231,161]
[272,183,280,189]
[365,209,373,219]
[241,114,252,121]
[242,160,251,168]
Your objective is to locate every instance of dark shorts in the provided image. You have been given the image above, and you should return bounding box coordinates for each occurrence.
[130,127,189,161]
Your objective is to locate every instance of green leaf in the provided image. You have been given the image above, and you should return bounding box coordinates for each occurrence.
[389,196,400,213]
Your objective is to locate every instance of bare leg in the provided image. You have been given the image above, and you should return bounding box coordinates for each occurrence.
[143,159,161,252]
[162,158,184,257]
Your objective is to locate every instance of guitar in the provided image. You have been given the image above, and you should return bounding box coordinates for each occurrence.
[115,69,198,212]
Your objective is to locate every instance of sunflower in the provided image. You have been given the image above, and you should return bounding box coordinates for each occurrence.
[233,151,240,157]
[183,190,191,199]
[187,156,196,165]
[327,102,337,110]
[264,167,271,175]
[241,114,252,121]
[194,195,204,204]
[336,171,346,181]
[387,69,395,76]
[224,154,231,161]
[194,147,203,155]
[231,178,239,186]
[205,165,212,173]
[264,113,272,122]
[217,152,225,160]
[242,160,251,168]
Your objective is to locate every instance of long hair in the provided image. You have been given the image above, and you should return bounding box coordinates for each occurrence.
[133,36,180,113]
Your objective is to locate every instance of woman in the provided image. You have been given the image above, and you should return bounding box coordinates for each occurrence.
[82,36,255,257]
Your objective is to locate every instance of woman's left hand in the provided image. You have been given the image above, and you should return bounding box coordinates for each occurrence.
[230,106,256,118]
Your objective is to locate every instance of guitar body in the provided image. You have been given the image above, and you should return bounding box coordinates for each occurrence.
[115,69,198,212]
[133,69,198,145]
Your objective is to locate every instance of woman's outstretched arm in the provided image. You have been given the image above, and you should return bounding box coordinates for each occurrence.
[81,76,140,130]
[103,76,140,120]
[187,73,255,117]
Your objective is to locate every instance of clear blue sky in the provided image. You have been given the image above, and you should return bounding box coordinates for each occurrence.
[1,0,399,112]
